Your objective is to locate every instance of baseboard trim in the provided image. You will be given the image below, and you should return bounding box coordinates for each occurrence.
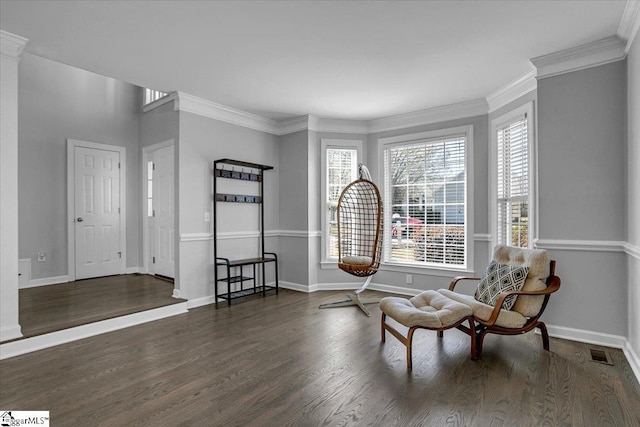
[125,266,143,274]
[623,342,640,384]
[20,275,70,289]
[187,295,218,309]
[0,303,188,360]
[279,281,314,293]
[545,324,626,348]
[0,325,23,342]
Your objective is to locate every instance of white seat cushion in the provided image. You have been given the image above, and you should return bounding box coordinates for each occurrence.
[341,255,372,265]
[493,245,550,317]
[380,290,472,329]
[437,289,527,329]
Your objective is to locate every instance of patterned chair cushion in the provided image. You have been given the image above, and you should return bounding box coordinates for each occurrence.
[474,261,529,310]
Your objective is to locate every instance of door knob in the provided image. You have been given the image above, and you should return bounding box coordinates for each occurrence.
[77,217,83,222]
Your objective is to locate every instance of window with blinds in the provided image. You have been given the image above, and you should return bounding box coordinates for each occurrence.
[143,88,168,105]
[326,147,358,259]
[496,112,530,248]
[383,135,467,268]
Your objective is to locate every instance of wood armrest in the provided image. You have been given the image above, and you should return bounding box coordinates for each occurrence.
[483,275,561,326]
[449,276,481,291]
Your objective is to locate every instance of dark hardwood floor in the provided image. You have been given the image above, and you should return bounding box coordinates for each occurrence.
[1,289,639,426]
[18,274,183,338]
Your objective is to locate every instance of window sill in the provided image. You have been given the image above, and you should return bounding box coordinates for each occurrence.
[380,262,475,277]
[320,260,340,270]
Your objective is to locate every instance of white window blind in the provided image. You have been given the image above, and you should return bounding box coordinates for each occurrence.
[144,88,168,105]
[384,136,467,267]
[496,113,529,247]
[326,148,358,259]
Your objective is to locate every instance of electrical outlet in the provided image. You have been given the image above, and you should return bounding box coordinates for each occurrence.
[406,274,412,284]
[37,251,46,262]
[204,211,211,222]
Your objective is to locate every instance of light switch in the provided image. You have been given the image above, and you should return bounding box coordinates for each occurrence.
[204,211,211,222]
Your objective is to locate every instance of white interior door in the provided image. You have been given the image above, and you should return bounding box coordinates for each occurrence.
[148,144,174,279]
[74,146,122,280]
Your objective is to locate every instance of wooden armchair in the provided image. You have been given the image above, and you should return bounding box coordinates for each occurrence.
[438,245,561,359]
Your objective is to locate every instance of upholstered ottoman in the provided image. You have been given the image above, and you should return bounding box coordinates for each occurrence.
[380,290,476,369]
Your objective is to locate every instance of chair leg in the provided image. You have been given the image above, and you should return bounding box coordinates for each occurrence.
[476,329,489,360]
[437,330,443,338]
[467,318,478,361]
[406,327,417,370]
[381,313,386,343]
[537,321,550,351]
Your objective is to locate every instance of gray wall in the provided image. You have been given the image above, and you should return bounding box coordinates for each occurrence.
[278,130,311,287]
[177,111,279,299]
[18,53,141,279]
[627,35,640,359]
[537,60,627,335]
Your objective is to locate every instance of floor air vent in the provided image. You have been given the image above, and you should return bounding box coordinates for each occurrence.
[589,348,613,365]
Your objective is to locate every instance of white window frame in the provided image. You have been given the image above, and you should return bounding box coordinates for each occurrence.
[378,125,474,273]
[490,101,536,249]
[320,139,363,266]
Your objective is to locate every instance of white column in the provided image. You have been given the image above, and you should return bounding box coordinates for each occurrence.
[1,30,28,342]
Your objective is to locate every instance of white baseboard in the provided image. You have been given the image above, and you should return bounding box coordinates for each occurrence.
[20,275,70,289]
[0,302,188,360]
[545,324,627,348]
[187,295,218,309]
[293,281,421,297]
[623,342,640,384]
[368,282,421,296]
[280,281,314,293]
[0,324,23,342]
[125,266,143,274]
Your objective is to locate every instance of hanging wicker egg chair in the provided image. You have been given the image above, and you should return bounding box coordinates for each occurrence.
[319,165,383,316]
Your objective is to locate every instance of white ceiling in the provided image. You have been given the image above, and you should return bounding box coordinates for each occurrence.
[0,0,630,121]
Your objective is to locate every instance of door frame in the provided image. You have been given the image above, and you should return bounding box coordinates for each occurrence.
[141,139,175,276]
[67,139,127,281]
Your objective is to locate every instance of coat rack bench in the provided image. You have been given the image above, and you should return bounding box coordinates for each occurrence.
[213,158,279,306]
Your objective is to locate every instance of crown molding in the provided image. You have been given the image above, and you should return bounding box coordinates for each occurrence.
[618,0,640,53]
[367,98,488,134]
[174,91,281,134]
[531,36,626,79]
[277,115,312,135]
[0,30,28,61]
[486,70,537,113]
[169,90,487,136]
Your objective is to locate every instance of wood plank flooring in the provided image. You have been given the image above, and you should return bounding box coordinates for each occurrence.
[1,289,639,426]
[18,274,183,338]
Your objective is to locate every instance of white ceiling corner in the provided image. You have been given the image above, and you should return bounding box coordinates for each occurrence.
[531,36,627,79]
[618,0,640,53]
[486,71,537,113]
[0,30,28,60]
[367,99,489,134]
